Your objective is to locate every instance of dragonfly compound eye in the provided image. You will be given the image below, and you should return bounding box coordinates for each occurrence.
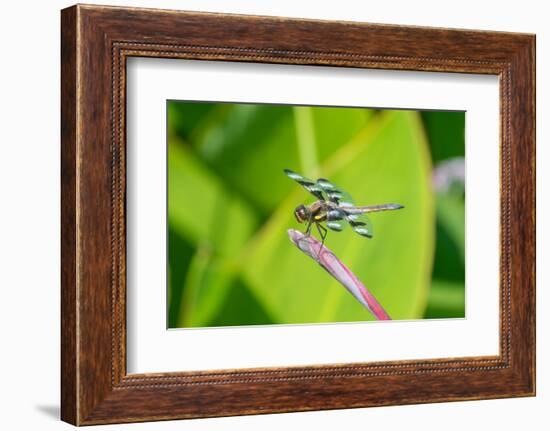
[294,205,308,223]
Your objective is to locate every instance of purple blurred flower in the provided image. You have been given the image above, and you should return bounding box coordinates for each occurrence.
[432,157,465,193]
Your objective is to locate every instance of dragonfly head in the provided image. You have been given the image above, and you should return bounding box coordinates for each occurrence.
[294,204,309,223]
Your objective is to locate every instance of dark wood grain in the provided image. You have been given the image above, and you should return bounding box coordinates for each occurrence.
[61,4,535,425]
[60,6,77,425]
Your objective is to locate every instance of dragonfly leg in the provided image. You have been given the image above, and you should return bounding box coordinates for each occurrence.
[305,215,314,237]
[316,223,328,257]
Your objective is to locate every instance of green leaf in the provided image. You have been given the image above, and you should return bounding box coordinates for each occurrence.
[167,228,194,328]
[293,106,319,176]
[293,106,374,177]
[191,103,297,214]
[175,245,277,328]
[167,140,260,326]
[435,191,465,262]
[424,279,465,318]
[421,111,465,163]
[311,106,374,162]
[175,245,238,327]
[168,140,259,256]
[206,278,277,327]
[242,110,435,323]
[168,101,216,142]
[431,188,465,284]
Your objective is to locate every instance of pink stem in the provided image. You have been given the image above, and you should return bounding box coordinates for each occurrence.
[287,229,391,321]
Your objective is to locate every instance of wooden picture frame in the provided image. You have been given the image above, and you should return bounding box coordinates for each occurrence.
[61,4,535,425]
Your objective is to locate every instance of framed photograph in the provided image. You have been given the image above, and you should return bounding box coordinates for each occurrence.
[61,4,535,425]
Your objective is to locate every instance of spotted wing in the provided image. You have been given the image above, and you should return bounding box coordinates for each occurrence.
[284,169,325,201]
[343,210,374,238]
[325,207,373,237]
[325,208,347,232]
[316,178,355,207]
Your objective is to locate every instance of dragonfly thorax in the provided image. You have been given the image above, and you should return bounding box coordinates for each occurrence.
[295,200,333,224]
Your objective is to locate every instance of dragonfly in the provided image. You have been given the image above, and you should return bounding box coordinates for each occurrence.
[284,168,404,248]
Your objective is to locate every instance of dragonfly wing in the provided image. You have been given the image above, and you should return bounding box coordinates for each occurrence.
[316,178,355,207]
[326,208,347,232]
[343,210,374,238]
[284,169,325,201]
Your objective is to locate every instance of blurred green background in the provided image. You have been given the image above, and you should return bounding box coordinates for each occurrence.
[167,101,465,328]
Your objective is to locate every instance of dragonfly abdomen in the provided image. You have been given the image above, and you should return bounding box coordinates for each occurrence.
[346,204,404,214]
